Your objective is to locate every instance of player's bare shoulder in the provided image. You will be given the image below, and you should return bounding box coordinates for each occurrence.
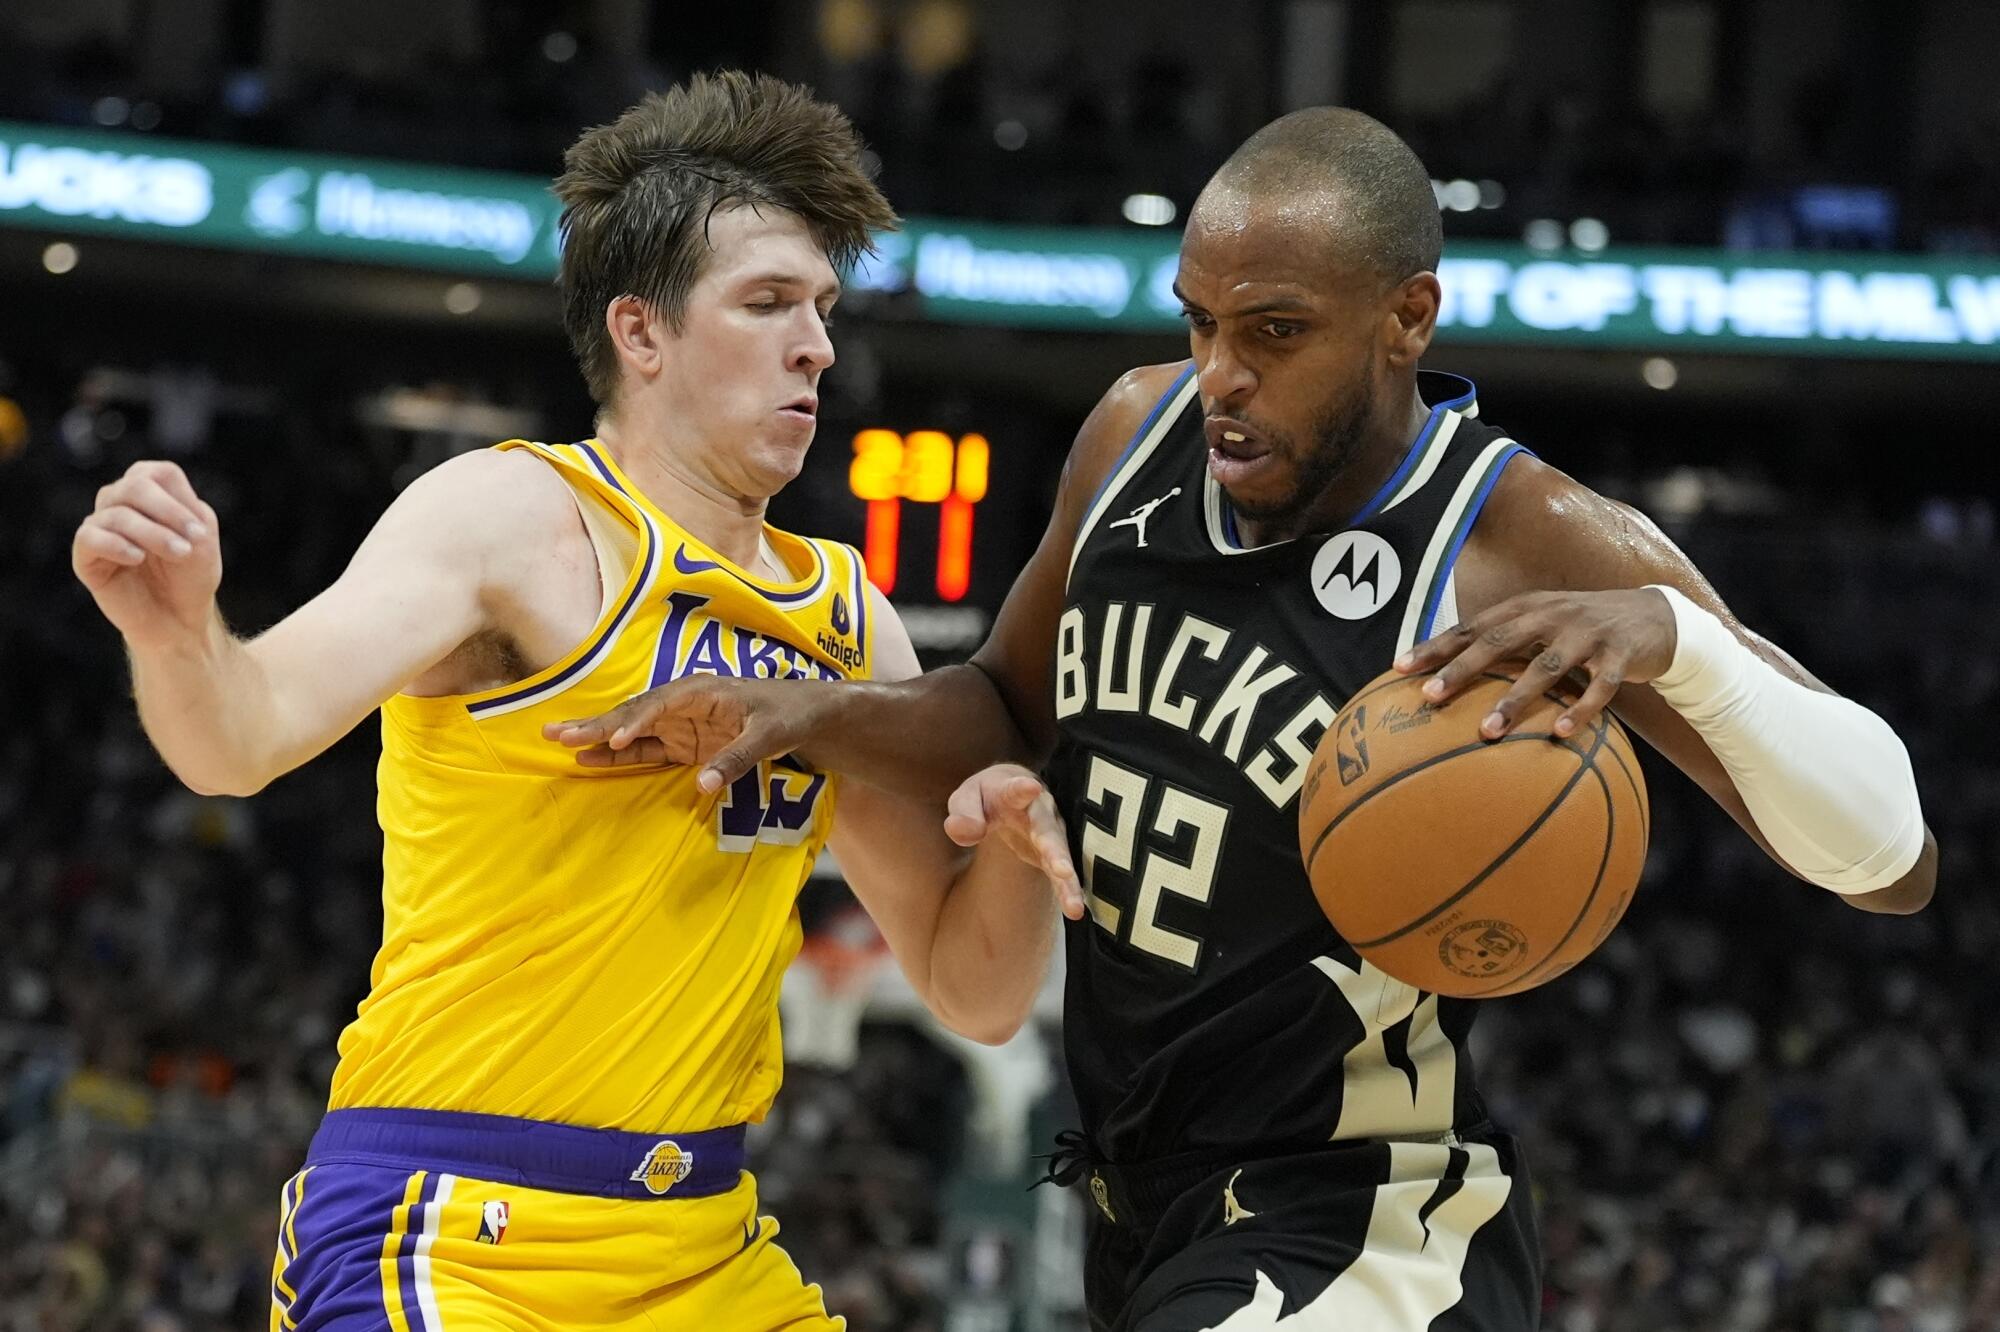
[1455,454,1679,608]
[1060,361,1193,514]
[393,445,600,696]
[407,445,585,541]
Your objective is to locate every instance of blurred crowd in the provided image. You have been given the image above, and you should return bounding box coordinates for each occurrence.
[2,358,1998,1332]
[3,0,1998,251]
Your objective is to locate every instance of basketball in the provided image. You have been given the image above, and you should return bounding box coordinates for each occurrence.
[1298,667,1649,998]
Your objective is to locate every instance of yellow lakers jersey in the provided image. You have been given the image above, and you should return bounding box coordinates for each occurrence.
[329,439,875,1133]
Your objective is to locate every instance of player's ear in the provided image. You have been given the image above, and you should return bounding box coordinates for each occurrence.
[1384,272,1440,367]
[606,295,666,383]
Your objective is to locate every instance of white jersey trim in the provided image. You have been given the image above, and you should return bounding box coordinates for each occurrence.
[1201,1142,1513,1330]
[1393,438,1520,657]
[1379,410,1464,514]
[1069,371,1203,586]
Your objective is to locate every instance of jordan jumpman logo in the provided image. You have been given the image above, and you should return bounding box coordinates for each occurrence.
[1108,487,1182,549]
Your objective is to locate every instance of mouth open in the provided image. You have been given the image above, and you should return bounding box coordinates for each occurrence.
[778,396,818,425]
[1204,415,1275,486]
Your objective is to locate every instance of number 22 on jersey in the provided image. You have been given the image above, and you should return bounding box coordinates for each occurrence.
[1075,753,1231,969]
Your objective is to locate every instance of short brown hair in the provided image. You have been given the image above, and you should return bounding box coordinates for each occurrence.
[553,70,898,407]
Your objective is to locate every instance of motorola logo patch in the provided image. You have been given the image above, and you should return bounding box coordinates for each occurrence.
[1310,531,1400,620]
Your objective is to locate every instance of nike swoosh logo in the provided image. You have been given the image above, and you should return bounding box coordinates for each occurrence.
[674,546,722,576]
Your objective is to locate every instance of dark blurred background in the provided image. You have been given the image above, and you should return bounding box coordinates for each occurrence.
[1,2,1997,1329]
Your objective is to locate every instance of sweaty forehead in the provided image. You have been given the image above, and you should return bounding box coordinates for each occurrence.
[1180,188,1376,302]
[701,204,836,286]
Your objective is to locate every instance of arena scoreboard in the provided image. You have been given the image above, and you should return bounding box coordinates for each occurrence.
[769,414,1056,630]
[846,428,989,601]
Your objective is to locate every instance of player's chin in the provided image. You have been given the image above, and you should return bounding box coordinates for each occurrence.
[1209,450,1298,518]
[745,436,812,493]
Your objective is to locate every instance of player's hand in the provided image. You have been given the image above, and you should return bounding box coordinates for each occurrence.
[544,675,829,788]
[71,460,223,651]
[1392,588,1677,740]
[943,764,1084,920]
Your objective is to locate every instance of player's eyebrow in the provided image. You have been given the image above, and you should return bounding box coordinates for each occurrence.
[1172,282,1314,318]
[741,271,842,302]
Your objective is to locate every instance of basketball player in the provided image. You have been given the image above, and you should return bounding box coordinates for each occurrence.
[71,73,1071,1330]
[553,109,1936,1329]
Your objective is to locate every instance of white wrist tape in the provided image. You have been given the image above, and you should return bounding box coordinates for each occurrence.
[1647,585,1925,895]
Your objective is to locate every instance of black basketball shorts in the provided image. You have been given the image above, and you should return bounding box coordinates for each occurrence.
[1075,1127,1540,1331]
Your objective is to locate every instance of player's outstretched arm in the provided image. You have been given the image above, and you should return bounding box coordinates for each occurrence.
[828,588,1081,1045]
[1397,456,1936,914]
[74,451,551,796]
[545,362,1192,800]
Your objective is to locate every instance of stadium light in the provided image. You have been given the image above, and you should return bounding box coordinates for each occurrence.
[42,242,78,275]
[993,120,1028,151]
[1642,357,1679,390]
[1570,218,1610,252]
[1122,194,1177,227]
[1523,220,1564,253]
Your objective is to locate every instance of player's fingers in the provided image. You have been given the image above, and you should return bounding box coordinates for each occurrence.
[194,497,219,536]
[1394,616,1479,674]
[548,684,683,747]
[986,774,1051,841]
[74,523,146,570]
[95,506,194,560]
[1484,633,1595,739]
[1025,790,1083,919]
[140,461,203,518]
[544,711,635,746]
[1555,658,1625,738]
[1400,592,1548,677]
[1000,773,1045,810]
[942,811,986,847]
[944,778,991,847]
[130,474,206,540]
[573,738,669,767]
[1423,615,1542,703]
[695,722,781,794]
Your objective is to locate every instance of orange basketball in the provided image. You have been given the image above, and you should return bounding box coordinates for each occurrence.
[1297,667,1649,998]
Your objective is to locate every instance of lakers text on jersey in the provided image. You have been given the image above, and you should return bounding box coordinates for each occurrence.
[276,439,870,1329]
[335,438,875,1134]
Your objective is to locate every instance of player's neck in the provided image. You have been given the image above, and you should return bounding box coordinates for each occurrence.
[594,417,775,573]
[1237,389,1434,547]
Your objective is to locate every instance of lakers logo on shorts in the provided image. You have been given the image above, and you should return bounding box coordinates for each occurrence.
[630,1140,696,1195]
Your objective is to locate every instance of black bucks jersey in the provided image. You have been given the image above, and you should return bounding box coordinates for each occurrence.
[1048,367,1530,1164]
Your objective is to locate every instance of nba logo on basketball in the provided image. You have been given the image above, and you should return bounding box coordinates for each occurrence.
[630,1141,696,1195]
[476,1200,509,1245]
[1336,707,1370,785]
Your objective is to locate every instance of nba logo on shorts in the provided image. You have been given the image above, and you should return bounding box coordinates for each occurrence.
[476,1200,509,1245]
[630,1140,696,1195]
